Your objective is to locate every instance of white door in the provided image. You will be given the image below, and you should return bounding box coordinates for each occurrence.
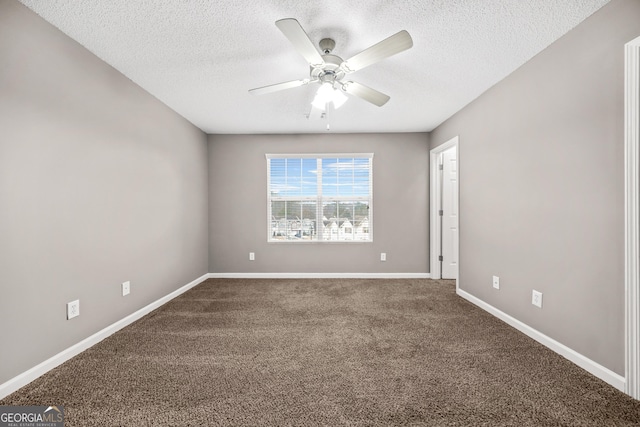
[441,146,458,279]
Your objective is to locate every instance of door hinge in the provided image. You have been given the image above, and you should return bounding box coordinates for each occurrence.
[439,255,443,261]
[439,164,444,171]
[439,210,443,216]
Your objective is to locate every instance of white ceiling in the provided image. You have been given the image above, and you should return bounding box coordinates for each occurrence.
[19,0,610,134]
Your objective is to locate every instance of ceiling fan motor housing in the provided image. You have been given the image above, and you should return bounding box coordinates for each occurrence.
[310,41,346,86]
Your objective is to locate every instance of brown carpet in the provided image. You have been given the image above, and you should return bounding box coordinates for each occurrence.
[2,278,640,426]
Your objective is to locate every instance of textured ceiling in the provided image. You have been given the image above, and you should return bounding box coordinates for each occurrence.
[18,0,610,134]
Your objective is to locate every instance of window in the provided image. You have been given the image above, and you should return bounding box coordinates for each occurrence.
[267,153,373,242]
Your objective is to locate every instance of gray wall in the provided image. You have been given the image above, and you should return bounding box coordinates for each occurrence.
[0,1,209,384]
[431,0,640,376]
[208,133,429,274]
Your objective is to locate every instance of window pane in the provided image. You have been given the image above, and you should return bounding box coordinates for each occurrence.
[299,201,317,240]
[270,158,319,198]
[321,200,370,241]
[321,158,339,197]
[338,159,355,197]
[269,158,286,197]
[271,200,317,241]
[270,200,287,240]
[285,158,302,197]
[321,158,370,197]
[302,158,317,196]
[353,158,370,197]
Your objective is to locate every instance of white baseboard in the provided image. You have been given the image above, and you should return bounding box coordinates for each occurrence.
[0,273,210,400]
[457,288,626,392]
[208,272,431,279]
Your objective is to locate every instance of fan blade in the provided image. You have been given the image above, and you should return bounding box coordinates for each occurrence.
[275,18,325,67]
[249,79,310,95]
[340,30,413,73]
[342,81,390,107]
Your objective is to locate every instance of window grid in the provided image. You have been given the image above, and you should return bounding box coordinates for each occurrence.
[267,154,373,242]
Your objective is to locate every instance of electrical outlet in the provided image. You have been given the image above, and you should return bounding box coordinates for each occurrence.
[249,252,255,261]
[122,281,130,296]
[67,300,79,320]
[380,253,386,261]
[532,290,543,308]
[492,276,500,290]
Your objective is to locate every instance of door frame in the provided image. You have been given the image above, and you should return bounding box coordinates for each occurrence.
[624,35,640,399]
[430,135,459,289]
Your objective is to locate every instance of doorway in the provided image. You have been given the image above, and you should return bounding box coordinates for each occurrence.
[430,136,459,284]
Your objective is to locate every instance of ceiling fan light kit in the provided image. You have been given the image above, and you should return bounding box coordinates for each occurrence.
[311,82,347,110]
[249,18,413,118]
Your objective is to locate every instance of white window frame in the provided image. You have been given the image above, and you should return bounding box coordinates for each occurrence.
[266,153,373,243]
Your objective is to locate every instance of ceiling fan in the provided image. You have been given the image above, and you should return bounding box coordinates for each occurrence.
[249,18,413,112]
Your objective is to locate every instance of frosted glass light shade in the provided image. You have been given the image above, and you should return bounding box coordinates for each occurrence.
[312,83,348,110]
